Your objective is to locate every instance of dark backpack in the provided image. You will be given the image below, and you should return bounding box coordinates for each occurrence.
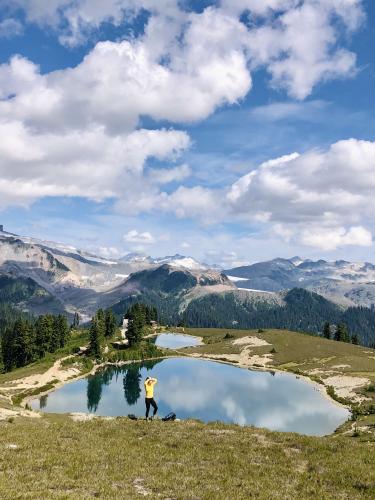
[162,412,176,422]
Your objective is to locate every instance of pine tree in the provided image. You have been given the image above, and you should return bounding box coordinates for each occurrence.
[35,315,50,358]
[72,312,80,329]
[89,317,102,358]
[49,315,61,353]
[104,310,117,338]
[351,334,359,345]
[96,309,106,338]
[323,321,331,339]
[55,315,69,348]
[1,327,15,372]
[13,319,34,368]
[334,323,350,343]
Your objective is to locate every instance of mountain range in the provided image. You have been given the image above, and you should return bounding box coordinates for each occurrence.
[0,228,375,345]
[225,257,375,308]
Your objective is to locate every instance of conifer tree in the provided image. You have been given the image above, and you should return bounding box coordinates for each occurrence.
[72,312,80,329]
[351,334,359,345]
[89,317,102,358]
[334,323,350,343]
[55,315,69,348]
[49,315,61,353]
[323,321,331,339]
[96,309,106,338]
[1,327,15,372]
[104,310,117,338]
[13,319,34,368]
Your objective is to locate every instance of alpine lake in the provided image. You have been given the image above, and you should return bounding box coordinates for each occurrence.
[31,333,350,436]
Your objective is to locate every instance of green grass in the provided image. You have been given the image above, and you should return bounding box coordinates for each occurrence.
[0,416,374,499]
[1,327,375,498]
[183,327,375,380]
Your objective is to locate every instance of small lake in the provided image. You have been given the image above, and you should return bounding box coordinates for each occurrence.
[31,358,349,436]
[154,333,202,349]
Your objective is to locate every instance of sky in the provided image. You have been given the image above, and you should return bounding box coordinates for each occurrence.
[0,0,375,267]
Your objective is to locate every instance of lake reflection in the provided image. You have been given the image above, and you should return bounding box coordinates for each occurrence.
[154,333,202,349]
[31,358,349,436]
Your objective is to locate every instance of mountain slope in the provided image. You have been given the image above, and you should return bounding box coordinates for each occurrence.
[108,264,235,324]
[226,257,375,308]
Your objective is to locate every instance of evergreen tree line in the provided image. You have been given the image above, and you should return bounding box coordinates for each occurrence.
[89,304,157,356]
[89,309,118,357]
[180,289,375,347]
[1,314,70,372]
[125,303,158,347]
[322,321,359,344]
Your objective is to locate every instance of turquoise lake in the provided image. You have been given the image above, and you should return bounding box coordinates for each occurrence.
[31,357,349,436]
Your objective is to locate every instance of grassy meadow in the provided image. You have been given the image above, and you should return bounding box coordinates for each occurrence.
[0,415,374,499]
[0,327,374,498]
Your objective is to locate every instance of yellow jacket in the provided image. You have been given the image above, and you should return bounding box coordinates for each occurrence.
[144,378,157,398]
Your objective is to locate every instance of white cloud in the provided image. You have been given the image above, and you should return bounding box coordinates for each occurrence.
[148,164,191,184]
[245,0,362,99]
[249,100,328,122]
[300,226,372,250]
[0,18,23,38]
[123,230,155,244]
[228,138,375,250]
[0,0,367,228]
[0,121,189,208]
[97,246,122,259]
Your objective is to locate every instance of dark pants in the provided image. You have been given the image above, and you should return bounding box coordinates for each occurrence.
[145,397,158,418]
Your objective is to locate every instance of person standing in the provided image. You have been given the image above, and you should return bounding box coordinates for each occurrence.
[144,376,158,420]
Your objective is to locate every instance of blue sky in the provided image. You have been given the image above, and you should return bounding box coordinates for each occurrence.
[0,0,375,266]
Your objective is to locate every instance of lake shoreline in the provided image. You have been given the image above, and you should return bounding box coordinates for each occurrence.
[1,331,353,431]
[22,353,351,434]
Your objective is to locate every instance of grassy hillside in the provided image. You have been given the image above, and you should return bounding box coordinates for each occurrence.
[0,416,374,499]
[0,327,374,498]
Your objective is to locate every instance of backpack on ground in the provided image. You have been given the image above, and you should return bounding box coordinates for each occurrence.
[162,412,176,421]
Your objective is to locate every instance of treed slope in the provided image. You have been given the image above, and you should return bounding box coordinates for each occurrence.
[0,274,65,318]
[109,264,234,324]
[182,289,375,346]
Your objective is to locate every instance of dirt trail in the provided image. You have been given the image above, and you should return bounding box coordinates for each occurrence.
[0,356,81,392]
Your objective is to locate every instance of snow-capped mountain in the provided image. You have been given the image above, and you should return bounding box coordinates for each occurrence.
[120,252,207,270]
[0,228,211,317]
[226,257,375,308]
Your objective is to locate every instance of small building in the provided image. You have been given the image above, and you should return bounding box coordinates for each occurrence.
[0,225,3,232]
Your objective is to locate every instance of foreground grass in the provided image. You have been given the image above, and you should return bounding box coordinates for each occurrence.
[0,415,374,499]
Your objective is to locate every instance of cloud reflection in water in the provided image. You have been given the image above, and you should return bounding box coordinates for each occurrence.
[31,358,349,436]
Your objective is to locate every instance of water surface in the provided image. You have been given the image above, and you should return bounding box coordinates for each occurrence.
[155,333,202,349]
[31,357,349,436]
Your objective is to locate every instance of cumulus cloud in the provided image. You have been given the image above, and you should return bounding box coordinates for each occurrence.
[300,226,372,250]
[228,139,375,249]
[0,0,368,238]
[123,230,155,244]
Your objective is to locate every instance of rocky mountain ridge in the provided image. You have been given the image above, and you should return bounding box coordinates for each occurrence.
[226,257,375,308]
